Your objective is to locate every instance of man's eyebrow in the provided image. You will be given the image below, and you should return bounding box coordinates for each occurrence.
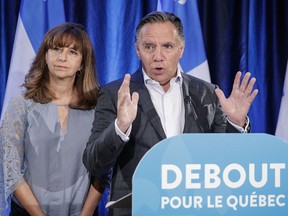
[142,41,154,44]
[162,41,175,45]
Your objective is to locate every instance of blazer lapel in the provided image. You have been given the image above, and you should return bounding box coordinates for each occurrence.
[182,74,203,133]
[131,71,166,140]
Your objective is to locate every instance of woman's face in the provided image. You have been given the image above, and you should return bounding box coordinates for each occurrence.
[45,43,83,82]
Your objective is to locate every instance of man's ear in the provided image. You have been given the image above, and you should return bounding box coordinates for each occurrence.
[135,43,141,60]
[179,42,185,59]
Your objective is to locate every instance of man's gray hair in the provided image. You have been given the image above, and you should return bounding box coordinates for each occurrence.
[135,11,185,45]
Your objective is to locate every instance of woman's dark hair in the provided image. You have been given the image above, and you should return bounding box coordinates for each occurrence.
[23,22,99,109]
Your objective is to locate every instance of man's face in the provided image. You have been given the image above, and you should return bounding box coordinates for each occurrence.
[136,21,184,91]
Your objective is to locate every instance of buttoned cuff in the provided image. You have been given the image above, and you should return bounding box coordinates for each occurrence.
[115,119,131,142]
[227,116,250,133]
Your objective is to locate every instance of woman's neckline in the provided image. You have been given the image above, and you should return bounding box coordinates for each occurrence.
[51,102,69,106]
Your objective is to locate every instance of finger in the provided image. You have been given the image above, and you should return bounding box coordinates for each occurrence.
[244,77,256,96]
[118,74,131,94]
[118,74,131,107]
[248,89,259,103]
[232,71,242,90]
[215,87,226,104]
[239,72,251,92]
[132,92,139,107]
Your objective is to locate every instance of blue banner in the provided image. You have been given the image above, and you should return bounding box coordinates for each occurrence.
[133,134,288,215]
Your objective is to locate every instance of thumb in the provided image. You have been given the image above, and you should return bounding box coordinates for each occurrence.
[215,87,226,104]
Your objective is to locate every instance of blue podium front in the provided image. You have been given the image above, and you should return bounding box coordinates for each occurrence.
[132,134,288,216]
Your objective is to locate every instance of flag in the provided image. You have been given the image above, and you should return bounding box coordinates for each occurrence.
[157,0,211,82]
[0,1,65,215]
[0,0,65,122]
[88,0,157,86]
[275,61,288,142]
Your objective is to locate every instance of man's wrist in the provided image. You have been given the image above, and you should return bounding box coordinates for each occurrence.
[115,119,131,141]
[227,116,250,133]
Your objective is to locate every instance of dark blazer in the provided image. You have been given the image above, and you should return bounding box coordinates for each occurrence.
[83,70,240,216]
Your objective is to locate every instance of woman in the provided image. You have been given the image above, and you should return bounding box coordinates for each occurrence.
[0,22,102,216]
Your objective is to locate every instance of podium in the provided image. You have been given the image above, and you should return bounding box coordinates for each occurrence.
[131,133,288,215]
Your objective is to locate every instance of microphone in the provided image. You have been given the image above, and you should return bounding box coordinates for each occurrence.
[184,95,203,132]
[184,96,196,119]
[184,95,192,104]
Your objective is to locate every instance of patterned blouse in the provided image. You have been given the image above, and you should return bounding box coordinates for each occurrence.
[0,94,95,215]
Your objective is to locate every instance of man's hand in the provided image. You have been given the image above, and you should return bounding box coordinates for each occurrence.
[215,71,258,127]
[116,74,139,133]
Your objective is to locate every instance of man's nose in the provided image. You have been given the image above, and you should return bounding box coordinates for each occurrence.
[153,47,163,61]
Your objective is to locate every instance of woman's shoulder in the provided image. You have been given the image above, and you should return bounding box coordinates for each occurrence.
[4,94,35,116]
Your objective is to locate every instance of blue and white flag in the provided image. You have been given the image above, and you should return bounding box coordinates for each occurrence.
[275,61,288,142]
[0,1,65,214]
[0,0,65,122]
[157,0,211,82]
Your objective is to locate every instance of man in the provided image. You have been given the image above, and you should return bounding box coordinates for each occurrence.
[83,11,258,216]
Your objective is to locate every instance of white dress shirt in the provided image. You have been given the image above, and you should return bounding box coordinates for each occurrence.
[143,68,185,138]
